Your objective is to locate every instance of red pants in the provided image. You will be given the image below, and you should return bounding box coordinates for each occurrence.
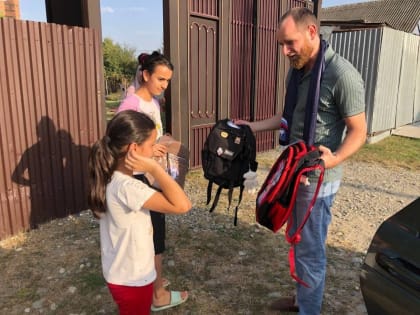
[107,282,153,315]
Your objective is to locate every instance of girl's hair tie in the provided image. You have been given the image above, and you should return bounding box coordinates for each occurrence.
[103,135,111,144]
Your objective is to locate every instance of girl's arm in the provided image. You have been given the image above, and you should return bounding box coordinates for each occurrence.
[125,151,191,214]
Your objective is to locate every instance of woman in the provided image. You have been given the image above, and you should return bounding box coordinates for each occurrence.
[117,51,189,311]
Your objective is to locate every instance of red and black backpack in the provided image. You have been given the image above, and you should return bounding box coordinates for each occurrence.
[256,140,325,286]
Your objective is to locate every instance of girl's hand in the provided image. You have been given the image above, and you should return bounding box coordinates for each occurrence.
[125,150,157,173]
[153,143,167,157]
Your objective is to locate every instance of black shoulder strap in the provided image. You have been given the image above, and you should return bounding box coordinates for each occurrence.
[233,185,245,226]
[227,185,234,210]
[209,185,223,213]
[206,181,213,205]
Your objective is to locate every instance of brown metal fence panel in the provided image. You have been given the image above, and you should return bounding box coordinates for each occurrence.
[289,0,314,9]
[253,0,280,151]
[253,0,313,152]
[230,0,254,121]
[0,18,104,240]
[188,2,220,168]
[190,0,218,17]
[169,0,316,168]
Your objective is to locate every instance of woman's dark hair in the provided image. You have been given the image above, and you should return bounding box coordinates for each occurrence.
[87,110,155,218]
[137,53,148,65]
[139,50,174,76]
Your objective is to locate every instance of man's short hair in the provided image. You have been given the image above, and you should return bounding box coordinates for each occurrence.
[280,7,319,30]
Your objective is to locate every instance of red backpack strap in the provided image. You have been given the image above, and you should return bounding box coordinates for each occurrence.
[285,159,325,288]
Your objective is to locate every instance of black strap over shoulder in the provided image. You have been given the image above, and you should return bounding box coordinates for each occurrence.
[206,181,213,205]
[209,185,223,213]
[233,185,245,226]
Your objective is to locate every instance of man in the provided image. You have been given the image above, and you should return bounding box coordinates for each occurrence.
[237,7,367,314]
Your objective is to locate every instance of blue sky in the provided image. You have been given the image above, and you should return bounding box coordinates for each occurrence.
[19,0,370,55]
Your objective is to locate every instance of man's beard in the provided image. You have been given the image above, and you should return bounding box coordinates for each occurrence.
[289,42,313,69]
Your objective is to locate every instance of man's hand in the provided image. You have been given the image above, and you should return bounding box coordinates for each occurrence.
[318,145,339,169]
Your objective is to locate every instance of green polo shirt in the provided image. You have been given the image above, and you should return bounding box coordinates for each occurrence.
[289,45,365,182]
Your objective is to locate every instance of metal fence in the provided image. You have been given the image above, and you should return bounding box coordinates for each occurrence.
[186,0,315,167]
[0,18,104,240]
[329,27,420,140]
[1,0,319,239]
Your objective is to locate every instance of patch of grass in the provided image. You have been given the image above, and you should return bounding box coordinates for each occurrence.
[0,232,27,249]
[15,287,37,300]
[105,92,124,120]
[105,100,120,109]
[105,92,122,101]
[105,100,120,121]
[79,273,106,293]
[351,136,420,170]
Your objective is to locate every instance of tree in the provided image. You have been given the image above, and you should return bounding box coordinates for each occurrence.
[102,38,137,94]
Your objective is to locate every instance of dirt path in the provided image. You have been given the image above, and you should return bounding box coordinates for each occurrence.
[0,151,418,315]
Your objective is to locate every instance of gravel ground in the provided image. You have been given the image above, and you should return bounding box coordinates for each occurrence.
[321,159,419,314]
[174,150,420,315]
[0,150,418,315]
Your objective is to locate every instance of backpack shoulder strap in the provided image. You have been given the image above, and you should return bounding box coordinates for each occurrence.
[285,156,325,288]
[233,185,245,226]
[209,185,223,213]
[206,181,213,205]
[242,124,258,172]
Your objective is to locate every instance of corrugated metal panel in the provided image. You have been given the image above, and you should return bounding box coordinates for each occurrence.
[253,0,279,151]
[330,28,382,134]
[190,0,218,17]
[230,0,309,152]
[289,0,314,10]
[0,18,104,240]
[372,27,404,132]
[415,41,420,122]
[182,0,318,167]
[230,0,254,120]
[330,26,420,135]
[191,125,213,169]
[395,33,419,126]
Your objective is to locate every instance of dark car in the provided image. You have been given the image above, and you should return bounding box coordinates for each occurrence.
[360,197,420,314]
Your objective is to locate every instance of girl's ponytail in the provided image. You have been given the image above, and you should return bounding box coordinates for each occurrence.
[88,137,117,218]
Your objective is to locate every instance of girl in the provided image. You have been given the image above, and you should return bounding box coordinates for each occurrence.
[118,50,171,151]
[88,110,191,314]
[117,51,189,311]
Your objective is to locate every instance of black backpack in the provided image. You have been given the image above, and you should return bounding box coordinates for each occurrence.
[201,119,258,225]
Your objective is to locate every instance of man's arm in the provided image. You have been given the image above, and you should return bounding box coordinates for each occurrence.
[319,112,367,169]
[235,112,284,132]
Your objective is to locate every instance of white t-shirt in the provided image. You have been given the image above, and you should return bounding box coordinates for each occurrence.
[117,94,163,138]
[100,171,157,286]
